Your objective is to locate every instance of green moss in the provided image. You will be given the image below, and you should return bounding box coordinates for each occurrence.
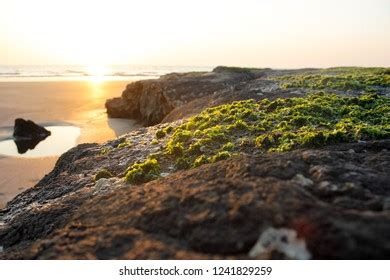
[151,139,159,145]
[211,151,231,163]
[125,158,161,184]
[117,140,132,149]
[273,67,390,92]
[175,157,190,170]
[164,126,174,134]
[193,155,210,168]
[164,92,389,162]
[170,129,192,142]
[213,66,264,77]
[221,142,235,151]
[239,137,254,147]
[123,92,390,184]
[167,142,184,157]
[100,147,112,155]
[155,129,166,139]
[94,169,113,181]
[148,153,160,160]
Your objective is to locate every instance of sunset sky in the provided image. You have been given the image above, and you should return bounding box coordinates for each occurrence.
[0,0,389,68]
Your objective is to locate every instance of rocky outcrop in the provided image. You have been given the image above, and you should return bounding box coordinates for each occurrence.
[1,122,389,259]
[106,67,390,126]
[105,98,133,118]
[13,118,51,140]
[105,67,268,125]
[13,118,51,154]
[1,67,389,259]
[14,138,45,154]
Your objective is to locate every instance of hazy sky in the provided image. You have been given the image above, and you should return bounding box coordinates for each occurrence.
[0,0,389,67]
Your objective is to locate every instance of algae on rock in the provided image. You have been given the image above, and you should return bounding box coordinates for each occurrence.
[124,92,390,184]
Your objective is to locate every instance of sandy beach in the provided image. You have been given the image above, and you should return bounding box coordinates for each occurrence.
[0,80,140,208]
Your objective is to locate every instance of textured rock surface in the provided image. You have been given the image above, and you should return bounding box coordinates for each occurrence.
[12,118,52,154]
[106,67,390,126]
[1,67,389,259]
[105,67,268,125]
[13,118,51,139]
[1,132,389,259]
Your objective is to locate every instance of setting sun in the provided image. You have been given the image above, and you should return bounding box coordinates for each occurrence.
[85,65,108,83]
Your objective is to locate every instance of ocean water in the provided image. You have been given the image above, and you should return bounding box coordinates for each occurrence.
[0,126,80,158]
[0,65,215,205]
[0,65,212,81]
[0,65,214,207]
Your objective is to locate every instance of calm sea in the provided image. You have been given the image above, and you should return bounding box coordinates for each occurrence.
[0,65,213,207]
[0,65,212,81]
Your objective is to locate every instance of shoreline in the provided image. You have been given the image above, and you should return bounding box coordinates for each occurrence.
[0,79,142,208]
[0,66,389,259]
[0,76,157,83]
[0,80,142,141]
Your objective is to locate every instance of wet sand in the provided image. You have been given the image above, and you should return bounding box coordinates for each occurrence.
[0,156,58,207]
[0,80,141,208]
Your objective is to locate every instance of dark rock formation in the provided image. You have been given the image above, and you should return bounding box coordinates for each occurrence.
[105,67,390,126]
[105,97,133,118]
[105,67,268,125]
[14,138,46,154]
[13,118,51,140]
[1,123,389,259]
[12,119,51,154]
[1,67,389,260]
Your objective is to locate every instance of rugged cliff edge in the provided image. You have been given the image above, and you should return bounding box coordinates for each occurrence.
[105,66,390,126]
[1,67,390,259]
[105,67,282,125]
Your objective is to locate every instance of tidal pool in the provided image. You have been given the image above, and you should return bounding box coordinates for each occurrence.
[0,126,81,158]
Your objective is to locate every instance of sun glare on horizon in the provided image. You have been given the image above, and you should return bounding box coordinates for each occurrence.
[85,65,109,83]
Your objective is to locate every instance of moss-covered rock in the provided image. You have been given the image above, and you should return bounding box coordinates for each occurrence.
[155,129,166,139]
[94,169,113,181]
[125,158,161,184]
[274,67,390,92]
[117,140,132,149]
[124,92,390,184]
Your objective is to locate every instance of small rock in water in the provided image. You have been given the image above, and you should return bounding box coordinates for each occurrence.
[12,118,52,154]
[249,227,311,260]
[13,118,51,139]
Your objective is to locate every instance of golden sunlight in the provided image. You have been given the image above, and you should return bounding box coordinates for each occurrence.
[1,0,389,67]
[85,65,108,83]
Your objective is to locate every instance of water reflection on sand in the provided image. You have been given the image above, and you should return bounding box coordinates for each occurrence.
[0,126,81,158]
